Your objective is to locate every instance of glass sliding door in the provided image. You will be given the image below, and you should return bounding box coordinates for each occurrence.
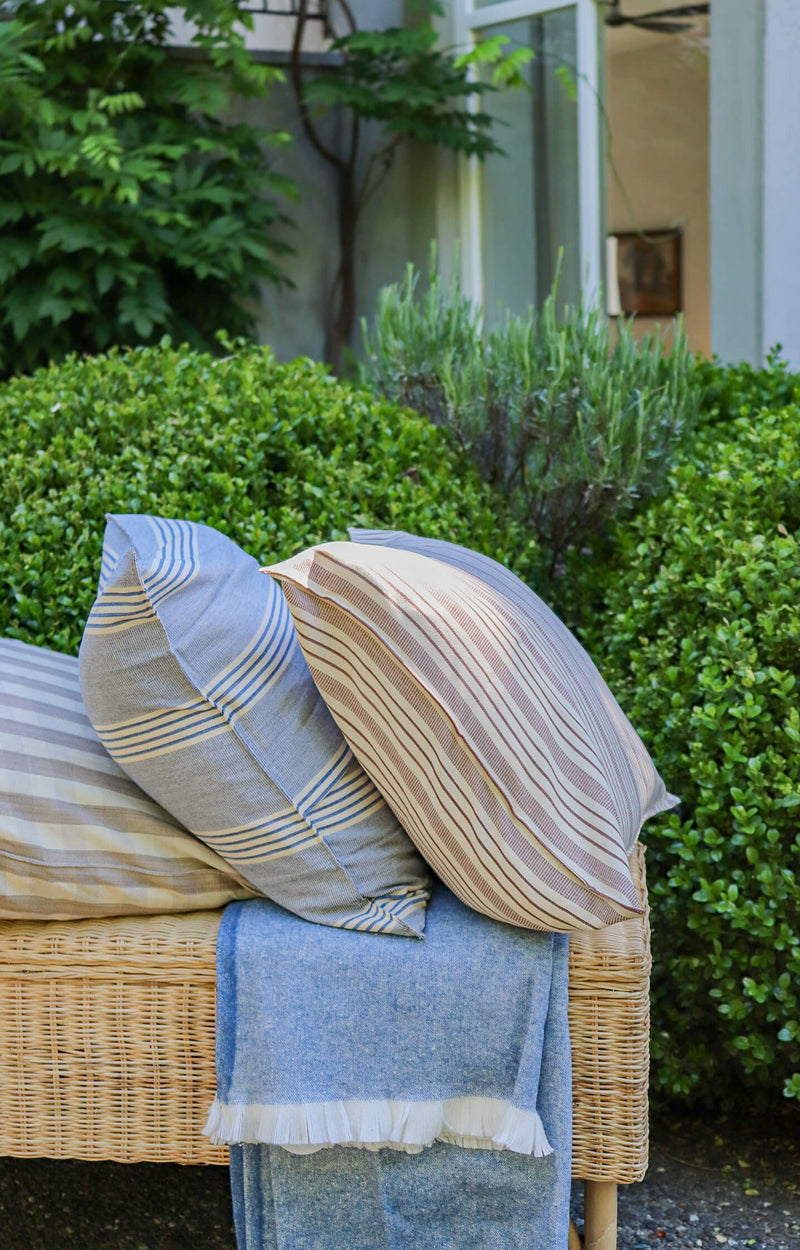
[456,0,602,321]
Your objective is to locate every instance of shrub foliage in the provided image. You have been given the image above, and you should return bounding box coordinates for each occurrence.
[4,334,798,1109]
[0,1,295,378]
[586,409,800,1105]
[695,347,800,433]
[362,259,701,579]
[0,340,530,656]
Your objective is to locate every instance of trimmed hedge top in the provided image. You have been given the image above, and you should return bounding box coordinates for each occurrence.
[0,341,531,655]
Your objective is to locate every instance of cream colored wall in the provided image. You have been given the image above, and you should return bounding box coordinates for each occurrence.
[606,29,710,356]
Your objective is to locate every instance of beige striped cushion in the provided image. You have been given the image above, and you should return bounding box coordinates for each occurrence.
[0,638,256,919]
[265,542,676,932]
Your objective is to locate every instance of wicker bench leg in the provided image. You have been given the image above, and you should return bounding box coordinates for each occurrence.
[583,1180,617,1250]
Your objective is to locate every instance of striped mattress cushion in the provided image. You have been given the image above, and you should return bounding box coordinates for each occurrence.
[0,637,257,919]
[78,516,429,937]
[266,540,676,932]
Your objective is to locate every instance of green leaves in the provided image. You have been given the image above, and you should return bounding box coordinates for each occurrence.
[303,18,508,173]
[576,398,800,1109]
[362,253,700,582]
[0,1,296,378]
[554,65,578,102]
[695,348,800,431]
[456,35,535,91]
[97,92,146,116]
[0,340,527,663]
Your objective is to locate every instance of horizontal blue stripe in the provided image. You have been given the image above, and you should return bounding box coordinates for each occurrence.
[103,717,228,759]
[370,896,422,934]
[85,607,154,629]
[147,518,197,606]
[297,743,352,812]
[312,767,375,807]
[209,819,312,853]
[310,774,377,818]
[99,706,215,746]
[226,830,321,860]
[312,792,386,832]
[206,603,295,717]
[341,894,421,933]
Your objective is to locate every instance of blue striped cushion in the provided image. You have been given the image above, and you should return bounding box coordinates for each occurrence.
[78,516,429,936]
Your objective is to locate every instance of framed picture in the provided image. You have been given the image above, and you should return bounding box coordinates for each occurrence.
[607,231,683,317]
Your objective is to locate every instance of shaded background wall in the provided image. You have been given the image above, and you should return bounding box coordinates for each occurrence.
[241,2,715,364]
[228,0,432,364]
[173,2,800,368]
[762,0,800,362]
[175,3,721,364]
[605,21,710,356]
[240,88,430,363]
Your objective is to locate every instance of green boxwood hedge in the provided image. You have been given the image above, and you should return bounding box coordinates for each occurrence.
[586,409,800,1106]
[0,341,532,656]
[695,348,800,433]
[6,337,798,1109]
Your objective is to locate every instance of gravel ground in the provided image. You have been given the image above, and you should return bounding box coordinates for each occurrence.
[573,1108,800,1250]
[0,1110,797,1249]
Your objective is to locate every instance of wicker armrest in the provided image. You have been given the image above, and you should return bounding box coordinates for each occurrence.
[569,843,651,1183]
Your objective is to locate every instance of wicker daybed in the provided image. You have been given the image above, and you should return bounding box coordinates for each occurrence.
[0,845,651,1250]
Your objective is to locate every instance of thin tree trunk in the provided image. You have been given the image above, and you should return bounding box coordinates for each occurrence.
[291,2,360,374]
[326,163,357,374]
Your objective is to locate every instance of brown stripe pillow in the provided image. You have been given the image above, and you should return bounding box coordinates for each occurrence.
[265,542,676,931]
[0,638,257,919]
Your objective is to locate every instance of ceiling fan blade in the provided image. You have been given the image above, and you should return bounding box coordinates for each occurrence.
[634,17,694,32]
[603,0,632,26]
[643,5,710,17]
[603,3,710,27]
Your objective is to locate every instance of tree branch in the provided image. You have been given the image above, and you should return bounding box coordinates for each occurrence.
[357,133,402,216]
[291,1,345,171]
[330,0,359,168]
[334,0,357,37]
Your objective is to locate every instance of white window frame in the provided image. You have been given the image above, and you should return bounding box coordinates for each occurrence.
[454,0,602,308]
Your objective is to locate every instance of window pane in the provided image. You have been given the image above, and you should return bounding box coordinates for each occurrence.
[478,7,580,322]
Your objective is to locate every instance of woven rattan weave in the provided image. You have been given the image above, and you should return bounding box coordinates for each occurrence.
[0,845,650,1187]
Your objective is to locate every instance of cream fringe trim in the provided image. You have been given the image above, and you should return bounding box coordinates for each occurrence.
[204,1096,552,1157]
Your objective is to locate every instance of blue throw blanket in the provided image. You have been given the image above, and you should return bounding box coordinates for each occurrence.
[207,885,572,1249]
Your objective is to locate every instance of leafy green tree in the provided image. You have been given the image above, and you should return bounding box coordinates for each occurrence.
[0,1,297,377]
[291,0,531,372]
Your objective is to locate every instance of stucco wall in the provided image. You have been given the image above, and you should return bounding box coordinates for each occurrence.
[212,0,425,363]
[762,0,800,363]
[234,85,421,364]
[606,31,710,356]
